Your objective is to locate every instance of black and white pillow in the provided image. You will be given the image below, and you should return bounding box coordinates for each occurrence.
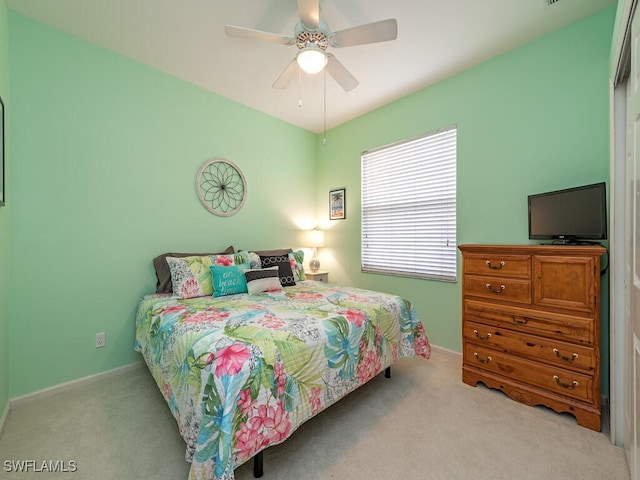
[259,254,296,287]
[244,266,283,294]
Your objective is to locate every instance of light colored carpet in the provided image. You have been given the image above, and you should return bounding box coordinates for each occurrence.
[0,350,629,480]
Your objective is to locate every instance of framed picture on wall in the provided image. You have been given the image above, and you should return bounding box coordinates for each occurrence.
[0,95,4,206]
[329,188,345,220]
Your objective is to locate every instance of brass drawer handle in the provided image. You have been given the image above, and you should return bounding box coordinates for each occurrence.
[553,348,578,363]
[485,283,505,294]
[473,352,492,364]
[553,375,579,390]
[485,260,505,270]
[473,329,492,341]
[511,316,528,325]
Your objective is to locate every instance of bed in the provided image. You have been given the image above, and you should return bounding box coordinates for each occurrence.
[135,250,430,480]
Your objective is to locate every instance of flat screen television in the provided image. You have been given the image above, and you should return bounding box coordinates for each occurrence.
[528,182,607,243]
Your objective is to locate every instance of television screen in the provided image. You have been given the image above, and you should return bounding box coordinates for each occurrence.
[528,182,607,242]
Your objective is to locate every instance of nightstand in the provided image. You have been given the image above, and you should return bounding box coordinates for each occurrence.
[305,271,329,283]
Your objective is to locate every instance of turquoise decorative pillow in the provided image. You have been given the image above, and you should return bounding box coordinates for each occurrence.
[289,250,305,282]
[210,263,250,297]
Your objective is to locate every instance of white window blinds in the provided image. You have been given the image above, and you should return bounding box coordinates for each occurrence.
[361,125,457,282]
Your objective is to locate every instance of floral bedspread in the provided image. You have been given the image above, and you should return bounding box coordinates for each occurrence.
[134,281,430,480]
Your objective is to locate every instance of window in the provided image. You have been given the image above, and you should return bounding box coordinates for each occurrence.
[361,125,457,282]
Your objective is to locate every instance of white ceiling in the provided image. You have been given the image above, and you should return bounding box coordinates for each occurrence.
[7,0,617,133]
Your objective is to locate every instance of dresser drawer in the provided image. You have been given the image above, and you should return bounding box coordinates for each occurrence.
[464,344,594,403]
[463,275,531,304]
[464,299,594,345]
[463,253,531,278]
[464,321,596,373]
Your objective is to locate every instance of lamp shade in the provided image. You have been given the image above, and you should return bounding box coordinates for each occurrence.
[304,229,325,248]
[296,45,327,74]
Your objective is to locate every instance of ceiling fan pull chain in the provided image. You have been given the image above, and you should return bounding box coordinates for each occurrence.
[323,68,327,145]
[298,66,303,107]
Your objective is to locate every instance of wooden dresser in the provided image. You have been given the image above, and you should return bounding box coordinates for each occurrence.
[458,244,605,431]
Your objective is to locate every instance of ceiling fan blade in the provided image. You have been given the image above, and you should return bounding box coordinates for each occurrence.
[225,25,295,46]
[330,18,398,48]
[272,59,299,89]
[326,54,358,92]
[297,0,320,30]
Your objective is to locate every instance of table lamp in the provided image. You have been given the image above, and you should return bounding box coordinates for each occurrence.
[304,228,325,272]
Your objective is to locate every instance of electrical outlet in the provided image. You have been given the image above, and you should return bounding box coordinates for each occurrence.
[96,332,106,348]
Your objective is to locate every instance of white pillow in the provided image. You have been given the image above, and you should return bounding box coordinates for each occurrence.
[244,266,283,294]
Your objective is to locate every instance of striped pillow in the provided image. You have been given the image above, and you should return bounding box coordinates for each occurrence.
[244,266,283,294]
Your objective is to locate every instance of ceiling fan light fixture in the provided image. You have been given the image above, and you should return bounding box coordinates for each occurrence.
[296,44,327,74]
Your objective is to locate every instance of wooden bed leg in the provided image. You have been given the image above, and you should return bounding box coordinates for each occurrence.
[385,366,391,378]
[253,451,264,478]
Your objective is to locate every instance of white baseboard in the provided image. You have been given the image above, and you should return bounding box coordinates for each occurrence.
[430,343,462,359]
[10,361,145,407]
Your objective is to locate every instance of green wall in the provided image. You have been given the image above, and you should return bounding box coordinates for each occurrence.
[5,7,615,399]
[8,13,316,397]
[0,0,9,417]
[316,9,614,386]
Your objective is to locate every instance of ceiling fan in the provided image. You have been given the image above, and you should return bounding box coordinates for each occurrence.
[225,0,398,92]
